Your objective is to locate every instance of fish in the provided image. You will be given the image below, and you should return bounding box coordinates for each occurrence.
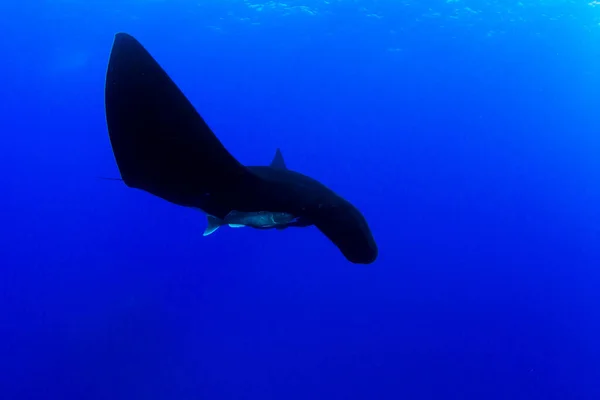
[203,210,300,236]
[104,32,378,264]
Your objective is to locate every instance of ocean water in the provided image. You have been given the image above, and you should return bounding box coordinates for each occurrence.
[1,1,600,399]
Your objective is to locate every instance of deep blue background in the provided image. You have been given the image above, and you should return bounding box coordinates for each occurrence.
[1,1,599,399]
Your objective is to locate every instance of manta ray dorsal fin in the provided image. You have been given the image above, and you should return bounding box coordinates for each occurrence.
[270,148,287,170]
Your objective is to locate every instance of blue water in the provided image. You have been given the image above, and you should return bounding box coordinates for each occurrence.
[2,1,600,399]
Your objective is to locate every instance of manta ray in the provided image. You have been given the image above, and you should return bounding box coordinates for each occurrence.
[104,33,378,264]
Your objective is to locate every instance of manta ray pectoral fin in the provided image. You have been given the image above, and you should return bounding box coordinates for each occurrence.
[228,224,245,228]
[104,33,260,214]
[270,148,288,170]
[312,202,378,264]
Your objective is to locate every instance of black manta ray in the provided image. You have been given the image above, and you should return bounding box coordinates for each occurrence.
[104,33,378,264]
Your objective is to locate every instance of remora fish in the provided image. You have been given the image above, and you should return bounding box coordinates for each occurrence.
[203,210,300,236]
[104,33,378,264]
